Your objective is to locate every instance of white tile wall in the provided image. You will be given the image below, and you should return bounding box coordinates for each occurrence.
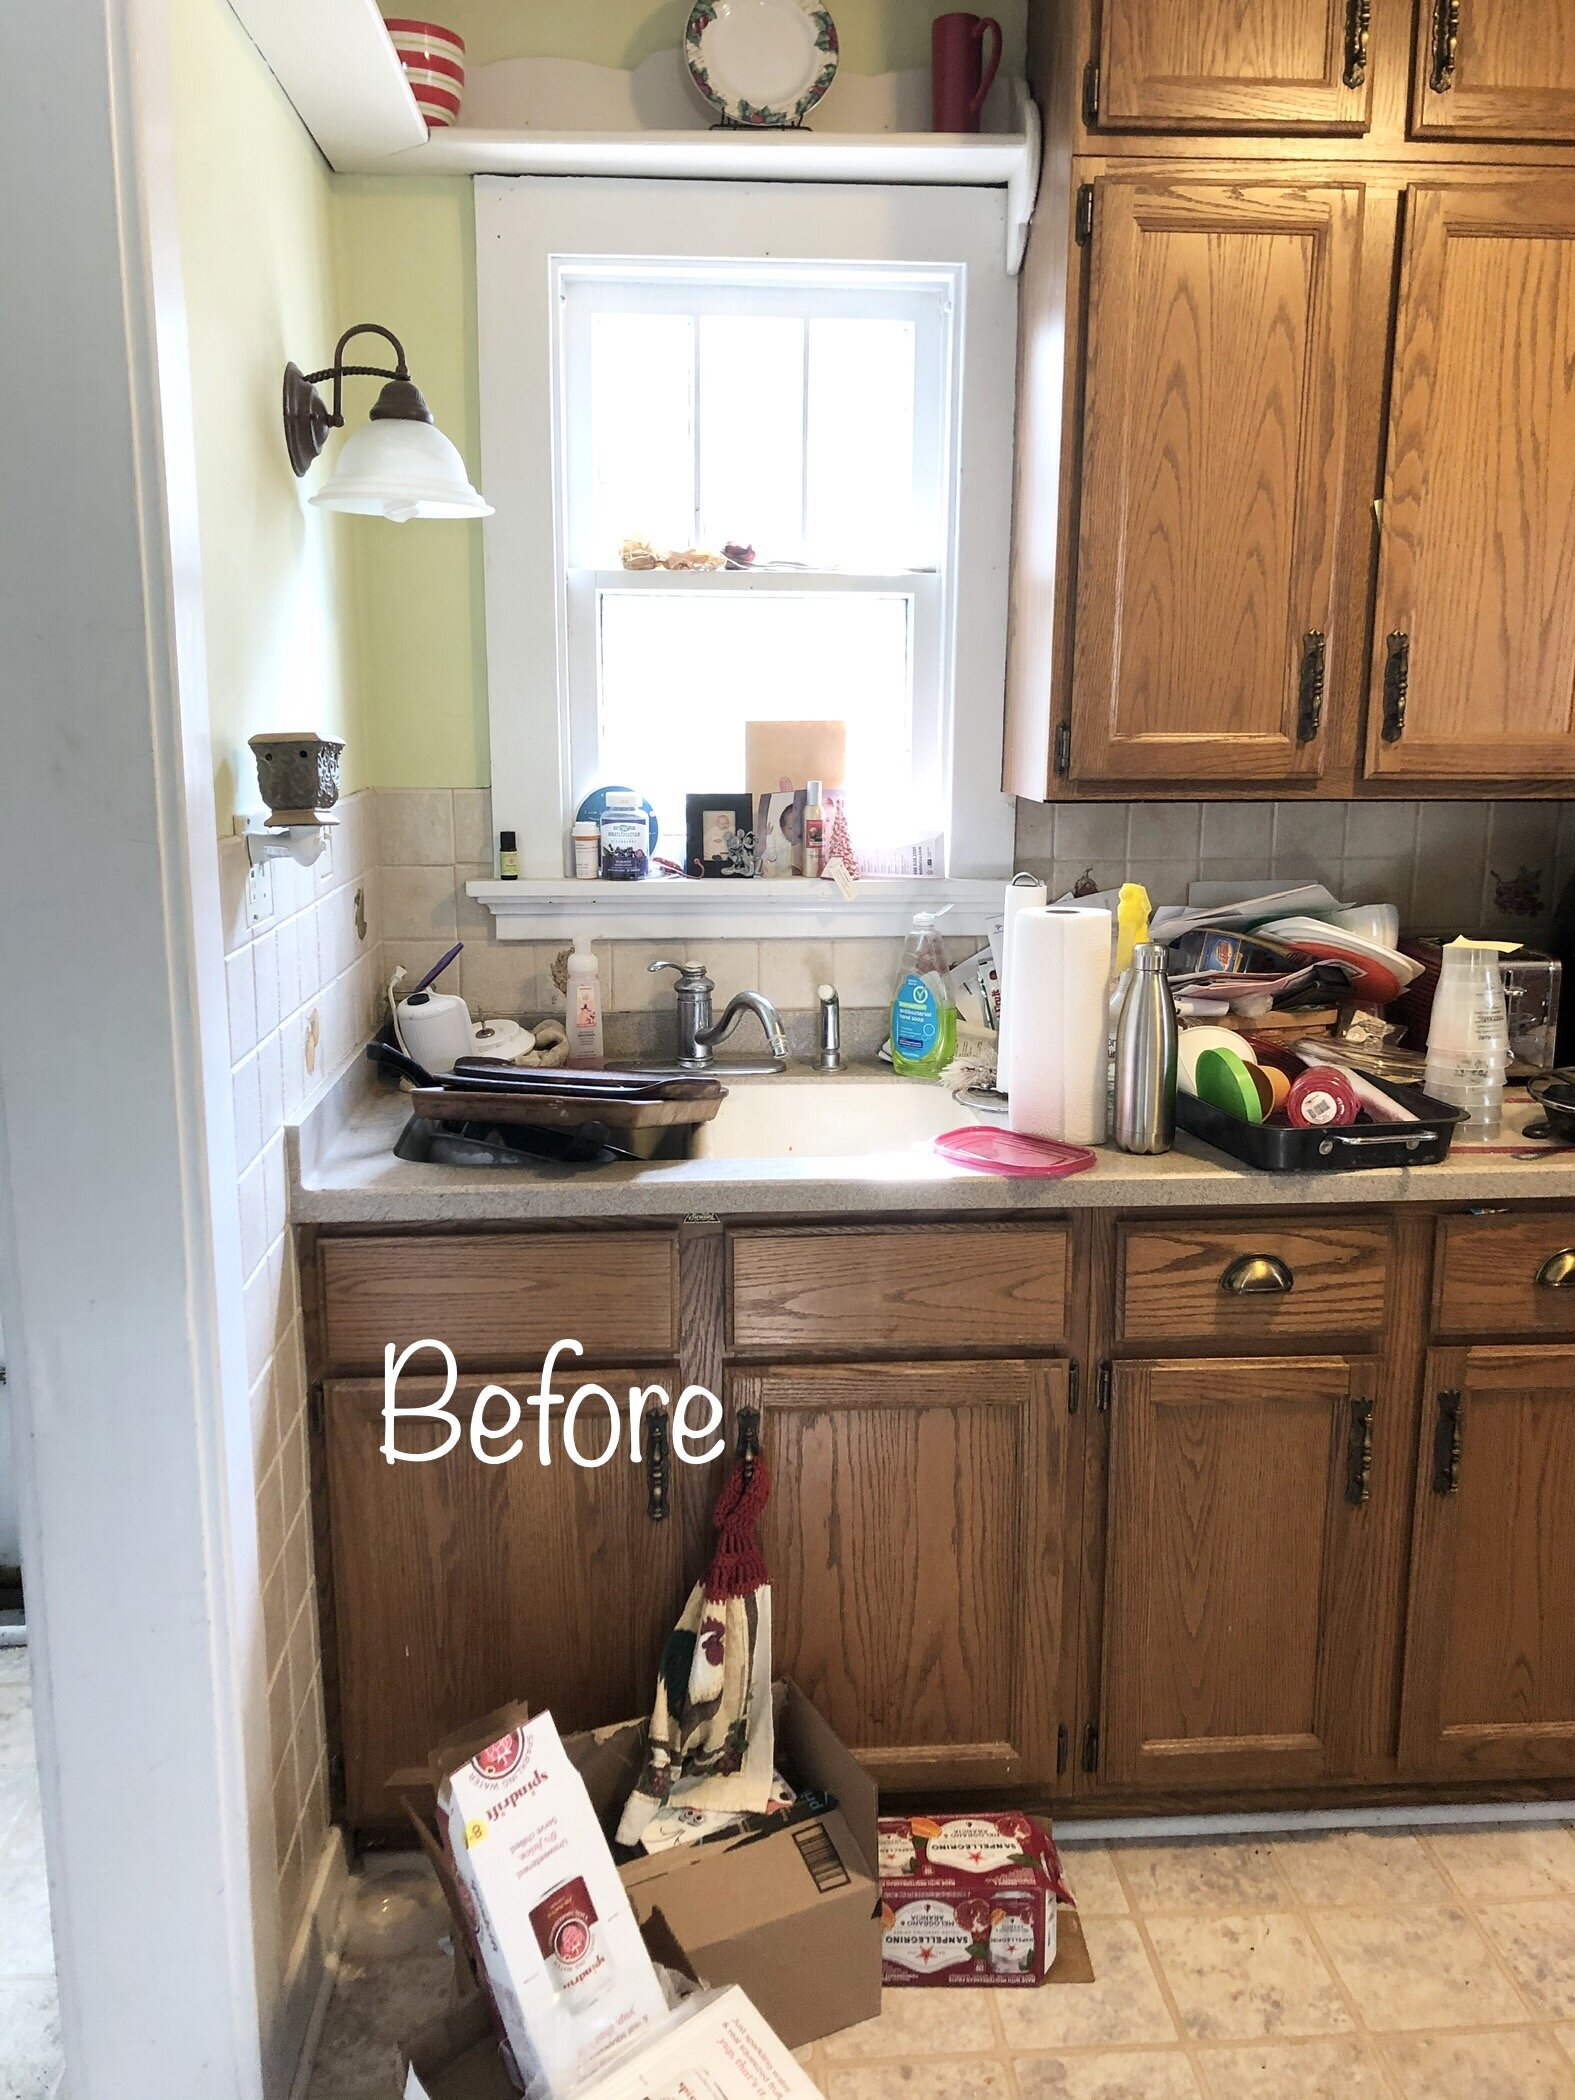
[218,788,382,1952]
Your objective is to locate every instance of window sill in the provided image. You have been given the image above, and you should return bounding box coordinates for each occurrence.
[466,875,1007,941]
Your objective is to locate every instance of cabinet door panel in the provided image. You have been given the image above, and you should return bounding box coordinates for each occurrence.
[733,1361,1065,1791]
[324,1373,686,1831]
[1413,0,1575,142]
[1366,183,1575,784]
[1070,179,1362,787]
[1401,1348,1575,1780]
[1101,1356,1379,1790]
[1101,0,1372,132]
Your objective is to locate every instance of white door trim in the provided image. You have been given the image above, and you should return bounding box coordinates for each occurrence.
[0,3,270,2093]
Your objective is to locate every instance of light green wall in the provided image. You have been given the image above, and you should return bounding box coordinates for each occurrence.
[335,178,490,789]
[175,0,1027,808]
[415,0,1026,76]
[172,0,366,827]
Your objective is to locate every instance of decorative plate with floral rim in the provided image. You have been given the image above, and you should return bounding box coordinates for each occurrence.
[685,0,840,128]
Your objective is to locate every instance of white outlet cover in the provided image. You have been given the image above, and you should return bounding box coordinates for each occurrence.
[246,858,274,926]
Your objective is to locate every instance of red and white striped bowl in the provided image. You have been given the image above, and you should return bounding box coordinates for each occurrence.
[384,17,466,128]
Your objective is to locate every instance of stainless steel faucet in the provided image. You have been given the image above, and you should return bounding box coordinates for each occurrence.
[647,960,788,1072]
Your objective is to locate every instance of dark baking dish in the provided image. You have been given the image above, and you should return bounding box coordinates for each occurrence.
[1176,1074,1469,1172]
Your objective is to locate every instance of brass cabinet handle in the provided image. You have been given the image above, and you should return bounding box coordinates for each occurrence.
[644,1406,670,1522]
[1220,1254,1295,1296]
[1430,0,1460,91]
[1432,1389,1464,1495]
[1297,631,1327,743]
[1535,1249,1575,1290]
[1343,0,1371,87]
[1381,633,1410,742]
[1345,1397,1375,1506]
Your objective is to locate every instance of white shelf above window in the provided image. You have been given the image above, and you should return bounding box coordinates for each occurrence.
[231,0,1040,270]
[354,121,1040,272]
[467,876,1007,941]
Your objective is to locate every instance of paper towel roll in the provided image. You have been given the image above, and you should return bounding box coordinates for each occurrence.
[1007,906,1112,1146]
[998,875,1048,1098]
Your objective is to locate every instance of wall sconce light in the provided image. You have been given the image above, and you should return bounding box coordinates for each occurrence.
[282,322,492,522]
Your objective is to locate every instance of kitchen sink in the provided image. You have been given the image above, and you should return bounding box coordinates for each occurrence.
[691,1077,984,1162]
[391,1072,990,1172]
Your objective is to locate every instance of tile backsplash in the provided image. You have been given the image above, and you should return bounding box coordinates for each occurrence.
[371,789,1575,1047]
[374,787,956,1027]
[1015,799,1575,943]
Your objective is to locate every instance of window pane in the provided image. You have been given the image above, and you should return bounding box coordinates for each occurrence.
[596,590,914,857]
[806,318,919,569]
[697,316,806,562]
[587,313,695,561]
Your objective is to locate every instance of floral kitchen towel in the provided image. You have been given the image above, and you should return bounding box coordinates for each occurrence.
[616,1441,774,1847]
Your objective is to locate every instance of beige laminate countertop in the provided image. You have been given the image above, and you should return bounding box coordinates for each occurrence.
[287,1061,1575,1226]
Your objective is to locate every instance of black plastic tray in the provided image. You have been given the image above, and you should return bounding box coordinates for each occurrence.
[1176,1073,1469,1172]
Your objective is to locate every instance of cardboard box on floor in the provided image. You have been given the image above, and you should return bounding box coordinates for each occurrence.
[410,1680,882,2059]
[402,1913,700,2100]
[565,1680,881,2052]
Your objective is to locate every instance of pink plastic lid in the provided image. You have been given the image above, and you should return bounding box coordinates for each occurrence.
[933,1127,1099,1179]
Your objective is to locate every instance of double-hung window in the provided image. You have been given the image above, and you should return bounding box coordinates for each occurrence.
[563,264,949,860]
[474,177,1016,905]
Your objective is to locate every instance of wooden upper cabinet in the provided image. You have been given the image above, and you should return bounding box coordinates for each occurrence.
[1365,182,1575,785]
[1068,178,1363,787]
[1412,0,1575,142]
[1401,1347,1575,1780]
[1099,1355,1383,1790]
[733,1361,1065,1793]
[1096,0,1374,131]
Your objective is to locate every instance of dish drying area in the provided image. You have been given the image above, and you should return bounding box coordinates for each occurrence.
[328,853,1575,1208]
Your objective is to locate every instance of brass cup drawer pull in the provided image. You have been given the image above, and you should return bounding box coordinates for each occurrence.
[1535,1249,1575,1291]
[1219,1254,1295,1296]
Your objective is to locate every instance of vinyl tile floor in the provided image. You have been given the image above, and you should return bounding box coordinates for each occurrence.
[0,1647,62,2100]
[306,1823,1575,2099]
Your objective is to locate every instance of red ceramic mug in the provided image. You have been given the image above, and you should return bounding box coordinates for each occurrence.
[932,12,1003,132]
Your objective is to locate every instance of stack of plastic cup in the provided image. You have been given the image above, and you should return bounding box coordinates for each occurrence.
[1424,938,1515,1140]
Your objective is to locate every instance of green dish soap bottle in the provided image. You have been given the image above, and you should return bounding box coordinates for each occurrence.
[890,910,957,1077]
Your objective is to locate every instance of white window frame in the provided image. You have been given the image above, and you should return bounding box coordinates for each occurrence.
[473,176,1017,926]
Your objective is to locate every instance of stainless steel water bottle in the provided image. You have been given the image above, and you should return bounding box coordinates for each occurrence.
[1113,942,1178,1153]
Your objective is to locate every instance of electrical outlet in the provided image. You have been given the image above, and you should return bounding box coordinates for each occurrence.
[246,857,274,926]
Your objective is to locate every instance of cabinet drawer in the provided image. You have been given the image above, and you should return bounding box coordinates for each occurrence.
[319,1232,678,1370]
[729,1226,1070,1353]
[1434,1215,1575,1337]
[1118,1221,1391,1342]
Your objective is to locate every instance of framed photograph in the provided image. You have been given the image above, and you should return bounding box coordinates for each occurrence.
[685,793,757,878]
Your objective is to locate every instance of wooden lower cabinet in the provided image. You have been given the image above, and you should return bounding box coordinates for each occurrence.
[1099,1355,1385,1791]
[1399,1346,1575,1781]
[307,1208,1575,1834]
[323,1372,687,1832]
[729,1360,1066,1793]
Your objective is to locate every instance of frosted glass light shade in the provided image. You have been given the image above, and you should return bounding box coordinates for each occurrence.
[310,417,492,522]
